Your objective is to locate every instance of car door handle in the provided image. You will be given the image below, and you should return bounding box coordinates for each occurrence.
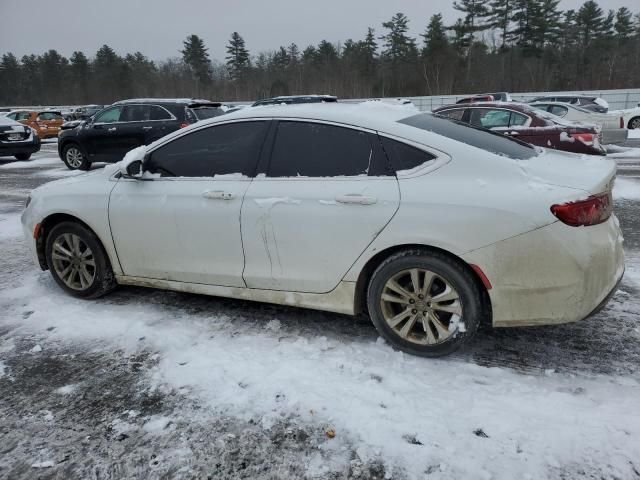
[508,131,519,135]
[108,127,116,132]
[335,194,377,205]
[142,126,153,130]
[202,190,235,200]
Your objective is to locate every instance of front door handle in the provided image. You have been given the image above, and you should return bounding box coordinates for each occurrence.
[335,194,377,205]
[107,127,116,132]
[202,190,235,200]
[508,131,519,136]
[142,126,153,131]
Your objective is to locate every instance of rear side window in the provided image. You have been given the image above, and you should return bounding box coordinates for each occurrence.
[37,112,62,120]
[150,105,173,120]
[381,137,436,173]
[146,121,268,177]
[268,121,372,177]
[16,112,31,120]
[121,105,150,122]
[399,113,537,160]
[549,105,568,117]
[189,107,224,120]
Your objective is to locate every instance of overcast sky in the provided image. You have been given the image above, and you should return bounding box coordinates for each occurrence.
[0,0,634,62]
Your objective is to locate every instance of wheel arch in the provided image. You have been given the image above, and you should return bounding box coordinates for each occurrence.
[36,213,110,271]
[353,243,492,324]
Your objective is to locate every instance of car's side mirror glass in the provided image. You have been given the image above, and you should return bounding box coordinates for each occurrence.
[126,160,143,177]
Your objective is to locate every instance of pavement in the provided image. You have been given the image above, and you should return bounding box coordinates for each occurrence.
[0,139,639,479]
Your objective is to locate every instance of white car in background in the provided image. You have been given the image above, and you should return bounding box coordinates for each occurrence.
[615,106,640,130]
[21,104,624,357]
[530,101,628,145]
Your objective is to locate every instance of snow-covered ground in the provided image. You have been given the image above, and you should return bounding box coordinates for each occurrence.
[1,144,640,479]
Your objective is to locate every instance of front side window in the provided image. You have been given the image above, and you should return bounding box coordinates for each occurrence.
[6,112,17,120]
[146,121,268,177]
[268,121,373,177]
[94,107,122,124]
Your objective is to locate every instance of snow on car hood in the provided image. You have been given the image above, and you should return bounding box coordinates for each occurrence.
[514,148,616,195]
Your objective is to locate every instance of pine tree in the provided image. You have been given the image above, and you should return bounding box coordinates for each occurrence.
[225,32,250,81]
[421,14,449,56]
[575,0,605,47]
[481,0,514,50]
[0,53,21,104]
[181,34,212,93]
[286,43,300,65]
[614,7,634,40]
[380,13,418,63]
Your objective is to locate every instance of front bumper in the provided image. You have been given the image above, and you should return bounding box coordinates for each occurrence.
[462,216,625,327]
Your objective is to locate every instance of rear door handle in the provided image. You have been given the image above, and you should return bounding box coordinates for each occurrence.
[142,126,153,130]
[107,127,116,132]
[202,190,235,200]
[508,131,519,136]
[335,194,377,205]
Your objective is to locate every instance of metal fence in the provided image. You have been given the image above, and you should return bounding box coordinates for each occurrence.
[381,89,640,112]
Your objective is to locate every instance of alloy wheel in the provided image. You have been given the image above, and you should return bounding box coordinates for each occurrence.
[631,118,640,130]
[51,233,96,290]
[65,147,84,168]
[380,268,463,345]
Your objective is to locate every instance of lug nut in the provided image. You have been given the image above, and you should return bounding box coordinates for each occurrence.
[412,309,417,314]
[409,299,415,304]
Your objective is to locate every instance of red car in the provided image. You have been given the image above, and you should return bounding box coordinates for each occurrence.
[433,102,605,156]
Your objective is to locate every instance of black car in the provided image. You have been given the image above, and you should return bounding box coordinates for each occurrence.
[528,95,608,113]
[0,116,41,161]
[58,99,225,170]
[252,95,337,107]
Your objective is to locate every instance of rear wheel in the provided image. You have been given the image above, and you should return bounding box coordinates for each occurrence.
[629,117,640,130]
[62,143,90,170]
[45,222,116,298]
[367,249,483,357]
[14,153,31,161]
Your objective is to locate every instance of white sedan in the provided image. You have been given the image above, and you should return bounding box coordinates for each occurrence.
[21,103,625,357]
[530,101,628,144]
[615,106,640,130]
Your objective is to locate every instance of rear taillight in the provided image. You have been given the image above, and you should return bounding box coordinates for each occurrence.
[180,123,189,128]
[572,132,594,145]
[620,117,624,128]
[551,192,612,227]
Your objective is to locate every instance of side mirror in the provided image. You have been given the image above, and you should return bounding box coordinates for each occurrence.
[126,160,143,177]
[119,145,148,178]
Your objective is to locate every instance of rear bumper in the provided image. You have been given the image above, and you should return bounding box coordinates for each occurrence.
[0,136,41,156]
[462,216,625,327]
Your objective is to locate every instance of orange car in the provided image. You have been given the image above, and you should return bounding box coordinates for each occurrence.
[5,110,64,139]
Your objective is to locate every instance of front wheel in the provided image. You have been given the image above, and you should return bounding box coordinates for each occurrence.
[45,222,116,298]
[62,143,91,170]
[367,250,483,357]
[14,153,31,161]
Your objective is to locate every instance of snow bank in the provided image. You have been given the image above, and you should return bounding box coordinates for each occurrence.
[613,177,640,200]
[1,268,639,479]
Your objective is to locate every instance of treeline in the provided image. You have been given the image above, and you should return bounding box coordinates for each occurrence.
[1,0,639,106]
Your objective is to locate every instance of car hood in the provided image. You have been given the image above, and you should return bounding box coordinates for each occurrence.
[34,164,119,194]
[515,148,616,195]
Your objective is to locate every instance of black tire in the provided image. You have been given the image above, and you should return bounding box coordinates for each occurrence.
[367,249,483,357]
[14,153,32,161]
[628,117,640,130]
[61,143,91,171]
[45,221,116,299]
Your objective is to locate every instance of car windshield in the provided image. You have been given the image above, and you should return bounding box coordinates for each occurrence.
[190,106,225,120]
[399,112,538,160]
